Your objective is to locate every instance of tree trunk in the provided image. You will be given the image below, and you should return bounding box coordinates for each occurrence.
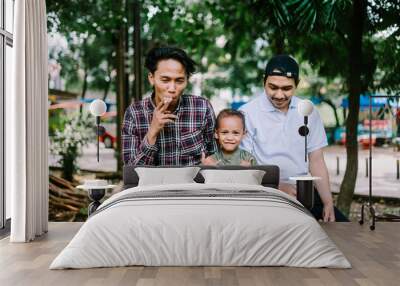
[115,26,127,172]
[80,39,88,114]
[337,0,365,215]
[132,0,142,101]
[124,10,131,106]
[102,78,110,101]
[272,28,285,54]
[79,68,88,114]
[102,59,112,101]
[81,70,88,99]
[61,156,75,182]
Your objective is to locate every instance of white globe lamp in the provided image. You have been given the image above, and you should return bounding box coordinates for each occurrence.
[297,99,314,162]
[89,99,107,162]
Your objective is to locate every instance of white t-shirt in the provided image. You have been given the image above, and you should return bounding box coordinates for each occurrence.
[239,94,328,182]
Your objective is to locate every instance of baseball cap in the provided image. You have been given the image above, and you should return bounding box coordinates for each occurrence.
[264,55,299,84]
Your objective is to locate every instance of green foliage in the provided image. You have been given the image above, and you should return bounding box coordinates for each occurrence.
[50,111,95,181]
[285,0,399,96]
[374,34,400,94]
[48,109,67,136]
[47,0,122,95]
[47,0,400,99]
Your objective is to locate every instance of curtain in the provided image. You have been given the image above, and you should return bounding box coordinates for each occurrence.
[8,0,48,242]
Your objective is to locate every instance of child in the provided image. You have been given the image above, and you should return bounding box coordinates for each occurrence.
[206,109,257,166]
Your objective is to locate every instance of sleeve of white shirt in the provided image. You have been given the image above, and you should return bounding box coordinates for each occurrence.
[307,109,328,153]
[238,107,254,153]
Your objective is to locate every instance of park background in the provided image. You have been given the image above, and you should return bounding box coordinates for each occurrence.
[40,0,400,221]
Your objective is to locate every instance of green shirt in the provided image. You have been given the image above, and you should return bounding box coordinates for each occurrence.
[210,148,258,166]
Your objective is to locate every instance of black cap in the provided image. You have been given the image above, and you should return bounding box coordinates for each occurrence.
[264,55,299,84]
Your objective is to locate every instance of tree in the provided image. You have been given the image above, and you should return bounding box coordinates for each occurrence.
[287,0,400,214]
[47,0,122,95]
[47,0,127,171]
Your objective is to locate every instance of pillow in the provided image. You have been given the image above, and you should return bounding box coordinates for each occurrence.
[135,167,201,186]
[200,169,266,185]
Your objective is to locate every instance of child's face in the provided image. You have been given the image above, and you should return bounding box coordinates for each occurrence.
[215,116,246,154]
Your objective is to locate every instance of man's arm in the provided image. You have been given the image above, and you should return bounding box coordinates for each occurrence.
[121,108,158,166]
[122,100,178,165]
[202,100,218,156]
[308,148,335,222]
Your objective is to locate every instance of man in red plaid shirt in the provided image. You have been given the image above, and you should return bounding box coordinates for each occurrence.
[122,47,218,166]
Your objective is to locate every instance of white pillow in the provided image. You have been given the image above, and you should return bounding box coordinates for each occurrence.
[200,169,266,185]
[135,167,200,186]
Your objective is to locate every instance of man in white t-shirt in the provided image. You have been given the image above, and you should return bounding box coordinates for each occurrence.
[240,55,348,222]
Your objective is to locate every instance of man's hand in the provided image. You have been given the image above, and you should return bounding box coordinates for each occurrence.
[201,152,217,165]
[240,160,252,167]
[147,100,178,145]
[322,202,336,222]
[278,183,297,197]
[309,149,337,222]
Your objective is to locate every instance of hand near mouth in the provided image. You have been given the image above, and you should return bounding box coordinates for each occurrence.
[163,96,173,105]
[146,99,178,145]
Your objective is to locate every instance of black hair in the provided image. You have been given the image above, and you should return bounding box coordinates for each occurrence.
[263,70,300,86]
[216,109,246,131]
[144,46,196,78]
[263,54,300,86]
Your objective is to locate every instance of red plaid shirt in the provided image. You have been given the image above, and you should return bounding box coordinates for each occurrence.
[122,94,217,166]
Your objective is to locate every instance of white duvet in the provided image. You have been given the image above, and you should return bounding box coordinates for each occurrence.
[50,183,351,269]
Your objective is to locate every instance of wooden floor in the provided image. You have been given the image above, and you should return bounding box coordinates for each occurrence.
[0,222,399,286]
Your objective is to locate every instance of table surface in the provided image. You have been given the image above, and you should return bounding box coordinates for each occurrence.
[289,176,321,181]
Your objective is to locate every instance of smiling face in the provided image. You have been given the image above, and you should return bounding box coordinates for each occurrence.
[264,75,296,112]
[148,59,188,110]
[215,116,246,154]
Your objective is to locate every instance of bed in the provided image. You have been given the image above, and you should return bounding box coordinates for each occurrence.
[50,165,350,269]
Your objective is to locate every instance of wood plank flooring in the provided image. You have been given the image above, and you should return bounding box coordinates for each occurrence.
[0,222,399,286]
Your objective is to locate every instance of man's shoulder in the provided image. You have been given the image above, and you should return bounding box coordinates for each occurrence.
[181,94,211,109]
[123,97,151,122]
[128,97,151,111]
[183,94,209,103]
[239,95,263,112]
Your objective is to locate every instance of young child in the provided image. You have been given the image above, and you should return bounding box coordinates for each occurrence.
[206,109,257,166]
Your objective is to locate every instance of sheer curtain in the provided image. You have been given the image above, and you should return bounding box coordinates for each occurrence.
[8,0,48,242]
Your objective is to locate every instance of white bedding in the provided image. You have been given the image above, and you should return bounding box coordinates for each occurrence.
[50,183,351,269]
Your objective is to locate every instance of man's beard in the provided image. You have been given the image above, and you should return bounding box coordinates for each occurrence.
[271,96,290,105]
[271,95,290,103]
